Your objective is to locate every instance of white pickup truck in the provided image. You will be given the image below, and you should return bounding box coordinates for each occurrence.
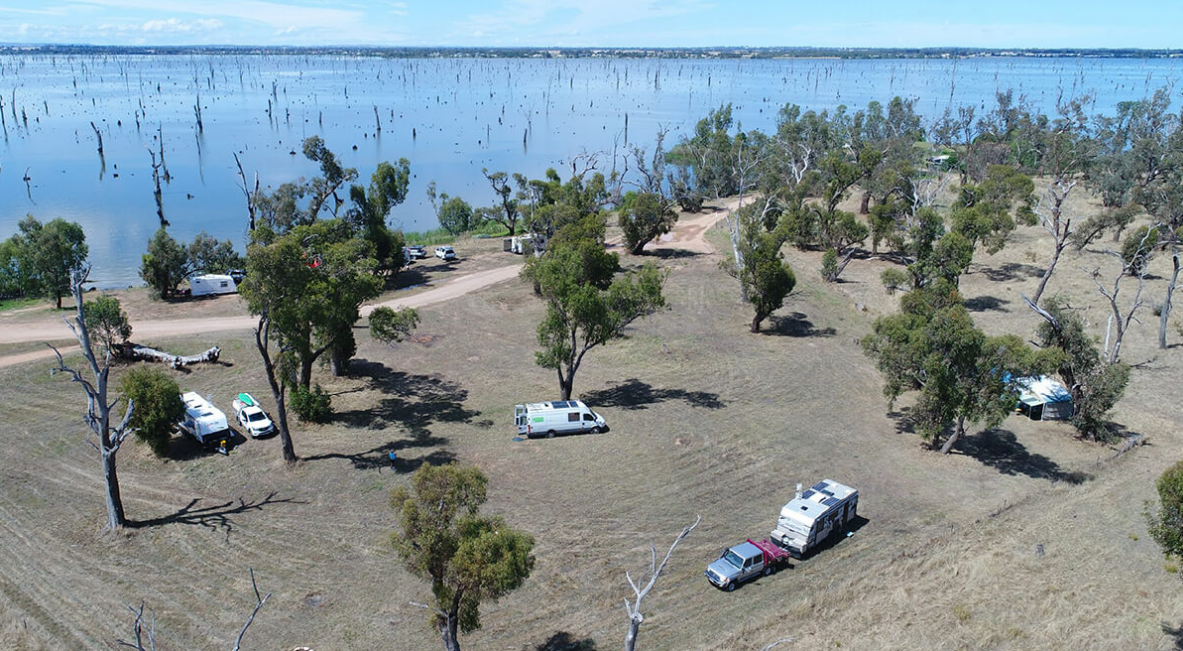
[231,392,275,438]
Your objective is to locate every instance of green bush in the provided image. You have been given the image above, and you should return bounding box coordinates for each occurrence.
[1149,460,1183,568]
[291,384,332,423]
[118,367,184,457]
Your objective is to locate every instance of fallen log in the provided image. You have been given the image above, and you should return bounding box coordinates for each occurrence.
[118,343,221,369]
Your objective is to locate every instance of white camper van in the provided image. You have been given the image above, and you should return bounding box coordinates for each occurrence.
[770,479,858,557]
[179,392,230,445]
[514,400,607,438]
[190,274,237,297]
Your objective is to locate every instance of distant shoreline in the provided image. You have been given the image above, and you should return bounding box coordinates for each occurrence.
[1,45,1181,60]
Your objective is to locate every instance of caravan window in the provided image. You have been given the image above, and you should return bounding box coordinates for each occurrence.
[582,413,594,421]
[219,281,228,288]
[567,413,580,422]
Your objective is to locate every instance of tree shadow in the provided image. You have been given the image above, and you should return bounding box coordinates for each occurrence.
[333,359,492,437]
[645,248,703,259]
[535,632,598,651]
[979,262,1044,283]
[888,409,917,436]
[956,429,1091,484]
[581,378,725,411]
[130,491,301,536]
[1161,621,1183,650]
[304,436,454,472]
[765,312,837,337]
[963,295,1011,312]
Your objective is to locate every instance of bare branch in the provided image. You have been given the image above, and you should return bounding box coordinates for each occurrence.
[232,568,271,651]
[761,638,796,651]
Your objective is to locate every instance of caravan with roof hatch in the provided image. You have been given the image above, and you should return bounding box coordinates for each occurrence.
[770,479,858,557]
[513,400,607,438]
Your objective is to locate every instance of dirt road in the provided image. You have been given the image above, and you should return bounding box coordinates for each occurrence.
[0,199,735,369]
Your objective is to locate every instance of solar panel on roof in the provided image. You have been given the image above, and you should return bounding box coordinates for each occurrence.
[801,490,815,499]
[811,481,828,491]
[822,497,839,507]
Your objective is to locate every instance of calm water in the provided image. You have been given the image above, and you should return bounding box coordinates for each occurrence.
[0,54,1178,287]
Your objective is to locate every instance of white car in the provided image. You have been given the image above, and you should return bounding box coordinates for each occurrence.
[434,246,456,261]
[231,392,276,438]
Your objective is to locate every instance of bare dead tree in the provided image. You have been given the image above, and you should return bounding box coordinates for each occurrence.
[1161,242,1180,349]
[157,125,171,183]
[253,313,297,463]
[47,265,137,530]
[194,93,203,134]
[1089,229,1154,364]
[90,121,104,156]
[622,515,700,651]
[116,569,270,651]
[1029,177,1077,306]
[233,153,258,231]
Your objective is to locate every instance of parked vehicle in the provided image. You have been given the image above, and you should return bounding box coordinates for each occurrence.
[705,538,791,592]
[231,392,275,438]
[226,269,246,285]
[179,392,231,445]
[404,245,427,260]
[770,479,859,558]
[434,245,456,261]
[503,234,536,255]
[513,400,607,438]
[189,274,238,297]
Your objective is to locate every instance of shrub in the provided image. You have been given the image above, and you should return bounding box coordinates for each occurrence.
[290,384,332,423]
[820,249,839,282]
[118,367,184,457]
[1149,460,1183,568]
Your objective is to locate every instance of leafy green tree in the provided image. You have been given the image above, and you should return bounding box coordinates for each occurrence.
[480,169,521,235]
[438,196,475,236]
[140,227,189,300]
[0,237,28,297]
[863,280,1050,452]
[348,159,411,271]
[669,104,738,201]
[118,367,183,457]
[1149,460,1183,567]
[618,191,676,255]
[188,232,243,275]
[950,164,1036,255]
[369,306,420,344]
[390,464,535,651]
[302,136,358,219]
[532,242,666,400]
[16,215,88,308]
[83,295,132,355]
[1031,297,1130,440]
[728,228,796,332]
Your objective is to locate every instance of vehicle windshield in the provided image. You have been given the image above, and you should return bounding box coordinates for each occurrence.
[722,550,744,569]
[246,411,267,422]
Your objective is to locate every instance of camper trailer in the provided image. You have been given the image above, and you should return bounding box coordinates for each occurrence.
[189,274,237,297]
[1016,376,1074,421]
[503,234,537,255]
[179,392,231,445]
[770,479,858,557]
[513,400,607,438]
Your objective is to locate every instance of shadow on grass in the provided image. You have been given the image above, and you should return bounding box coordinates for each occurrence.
[765,312,837,337]
[535,632,598,651]
[957,428,1091,484]
[304,437,455,472]
[165,429,248,461]
[334,359,493,437]
[796,515,871,560]
[581,378,725,411]
[645,248,703,260]
[390,260,463,289]
[963,295,1011,312]
[130,491,301,533]
[979,262,1044,283]
[1161,621,1183,650]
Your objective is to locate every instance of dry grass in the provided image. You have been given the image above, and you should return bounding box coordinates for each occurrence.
[1,192,1182,651]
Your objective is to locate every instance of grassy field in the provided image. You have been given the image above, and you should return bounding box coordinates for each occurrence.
[1,193,1182,651]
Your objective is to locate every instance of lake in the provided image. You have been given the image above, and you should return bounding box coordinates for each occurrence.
[0,54,1178,287]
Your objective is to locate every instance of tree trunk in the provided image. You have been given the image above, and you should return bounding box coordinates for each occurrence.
[624,614,642,651]
[750,312,762,333]
[300,356,314,390]
[940,416,965,455]
[437,613,461,651]
[102,448,127,529]
[859,190,871,215]
[1160,247,1179,350]
[330,347,349,377]
[559,374,573,401]
[1031,243,1064,307]
[273,383,296,463]
[56,293,62,309]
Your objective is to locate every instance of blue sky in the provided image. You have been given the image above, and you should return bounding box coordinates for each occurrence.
[0,0,1179,48]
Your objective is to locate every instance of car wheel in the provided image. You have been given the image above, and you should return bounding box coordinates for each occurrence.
[726,582,736,592]
[590,426,601,434]
[546,430,556,439]
[763,566,773,577]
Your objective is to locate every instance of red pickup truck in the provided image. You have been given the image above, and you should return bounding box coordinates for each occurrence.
[705,538,792,591]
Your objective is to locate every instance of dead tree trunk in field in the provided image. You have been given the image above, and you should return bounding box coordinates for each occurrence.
[48,266,136,530]
[1160,242,1180,350]
[118,344,221,369]
[1091,235,1152,365]
[233,153,259,231]
[1031,178,1077,306]
[117,568,270,650]
[147,148,167,227]
[623,516,700,651]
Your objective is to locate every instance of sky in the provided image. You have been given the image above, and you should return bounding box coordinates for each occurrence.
[0,0,1180,49]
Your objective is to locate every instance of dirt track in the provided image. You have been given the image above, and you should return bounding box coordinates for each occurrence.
[0,202,733,368]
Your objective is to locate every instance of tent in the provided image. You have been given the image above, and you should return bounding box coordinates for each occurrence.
[1016,376,1073,421]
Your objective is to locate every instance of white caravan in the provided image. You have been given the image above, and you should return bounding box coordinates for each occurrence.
[190,274,238,297]
[179,392,231,445]
[514,400,607,438]
[770,479,859,557]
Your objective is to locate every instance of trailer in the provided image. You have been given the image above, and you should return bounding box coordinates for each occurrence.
[513,400,607,438]
[770,479,859,558]
[178,392,231,445]
[705,538,792,591]
[189,274,237,297]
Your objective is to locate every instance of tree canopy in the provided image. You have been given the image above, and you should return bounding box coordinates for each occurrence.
[119,367,184,457]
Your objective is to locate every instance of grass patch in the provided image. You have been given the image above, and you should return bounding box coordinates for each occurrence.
[402,221,509,246]
[0,296,41,312]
